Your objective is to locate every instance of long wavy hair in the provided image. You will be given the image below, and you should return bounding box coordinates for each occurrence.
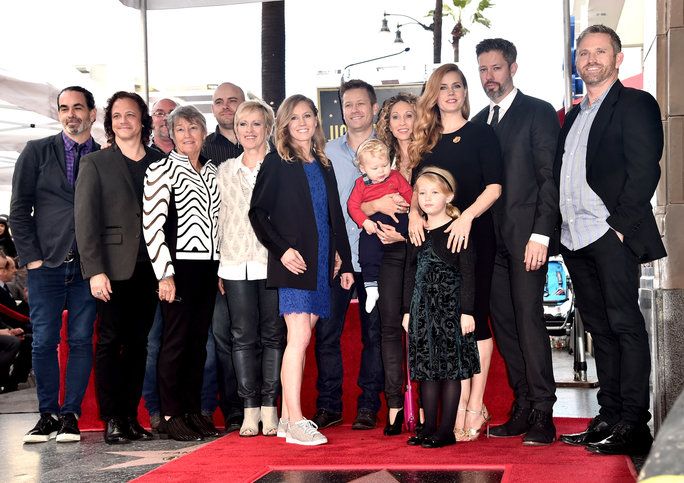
[408,64,470,168]
[274,95,329,167]
[414,166,461,219]
[104,91,153,146]
[376,92,417,171]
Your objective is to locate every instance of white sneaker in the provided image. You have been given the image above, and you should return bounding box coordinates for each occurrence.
[286,418,328,446]
[277,418,289,438]
[365,286,379,313]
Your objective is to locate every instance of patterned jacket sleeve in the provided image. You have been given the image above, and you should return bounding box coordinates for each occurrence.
[143,158,174,280]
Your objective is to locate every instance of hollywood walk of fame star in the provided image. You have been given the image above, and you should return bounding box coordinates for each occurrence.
[101,443,207,470]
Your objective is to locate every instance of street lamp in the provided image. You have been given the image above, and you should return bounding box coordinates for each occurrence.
[380,10,441,63]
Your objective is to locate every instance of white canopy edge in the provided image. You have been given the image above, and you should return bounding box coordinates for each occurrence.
[119,0,278,9]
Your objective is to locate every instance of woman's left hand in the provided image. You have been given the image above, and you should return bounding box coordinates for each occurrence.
[376,222,406,245]
[158,276,176,303]
[461,314,475,336]
[340,272,354,290]
[444,212,474,253]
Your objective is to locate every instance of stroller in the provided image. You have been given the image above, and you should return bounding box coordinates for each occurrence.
[543,256,574,338]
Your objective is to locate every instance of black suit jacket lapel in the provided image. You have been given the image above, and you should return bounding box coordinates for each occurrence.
[494,91,527,149]
[586,81,622,169]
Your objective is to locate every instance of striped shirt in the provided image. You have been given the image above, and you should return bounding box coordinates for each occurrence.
[559,87,613,250]
[143,150,220,280]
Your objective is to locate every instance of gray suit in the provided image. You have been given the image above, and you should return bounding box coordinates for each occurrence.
[11,133,100,268]
[75,145,161,281]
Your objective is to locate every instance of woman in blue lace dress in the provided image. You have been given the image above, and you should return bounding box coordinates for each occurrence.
[249,95,353,446]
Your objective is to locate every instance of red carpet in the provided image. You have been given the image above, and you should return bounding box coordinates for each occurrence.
[133,418,637,483]
[61,301,513,430]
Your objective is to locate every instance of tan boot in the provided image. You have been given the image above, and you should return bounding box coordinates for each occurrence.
[261,406,278,436]
[240,407,261,437]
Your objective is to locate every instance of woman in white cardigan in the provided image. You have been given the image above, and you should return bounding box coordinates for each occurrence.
[216,100,285,437]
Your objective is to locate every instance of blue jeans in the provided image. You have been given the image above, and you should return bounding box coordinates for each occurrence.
[142,304,219,415]
[27,261,96,416]
[314,272,384,414]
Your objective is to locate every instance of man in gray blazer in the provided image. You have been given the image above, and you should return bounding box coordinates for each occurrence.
[10,86,99,443]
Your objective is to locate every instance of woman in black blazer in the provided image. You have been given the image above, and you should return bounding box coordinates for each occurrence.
[75,91,161,445]
[249,94,353,446]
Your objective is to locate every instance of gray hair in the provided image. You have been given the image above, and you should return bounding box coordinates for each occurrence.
[167,105,207,143]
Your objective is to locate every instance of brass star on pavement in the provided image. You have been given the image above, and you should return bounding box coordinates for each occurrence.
[101,443,207,470]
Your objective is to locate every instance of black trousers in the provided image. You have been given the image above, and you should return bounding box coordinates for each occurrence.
[561,229,650,425]
[95,262,157,420]
[378,243,407,409]
[0,334,20,386]
[158,260,218,417]
[219,278,285,408]
[490,238,556,412]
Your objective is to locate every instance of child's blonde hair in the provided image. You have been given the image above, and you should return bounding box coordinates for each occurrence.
[354,138,390,168]
[414,166,461,219]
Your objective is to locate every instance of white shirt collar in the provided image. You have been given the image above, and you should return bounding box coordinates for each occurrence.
[488,87,518,122]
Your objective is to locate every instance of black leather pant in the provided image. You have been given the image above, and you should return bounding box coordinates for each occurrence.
[218,279,285,408]
[378,243,407,409]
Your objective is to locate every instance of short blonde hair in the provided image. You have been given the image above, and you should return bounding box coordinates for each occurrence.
[234,100,275,144]
[355,138,389,168]
[414,166,461,219]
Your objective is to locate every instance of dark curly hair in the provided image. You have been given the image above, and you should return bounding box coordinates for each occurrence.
[376,92,417,167]
[103,91,153,146]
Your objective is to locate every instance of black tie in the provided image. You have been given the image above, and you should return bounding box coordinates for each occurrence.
[490,105,500,130]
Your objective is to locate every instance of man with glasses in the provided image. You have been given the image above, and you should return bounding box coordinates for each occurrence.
[150,98,178,155]
[11,86,99,443]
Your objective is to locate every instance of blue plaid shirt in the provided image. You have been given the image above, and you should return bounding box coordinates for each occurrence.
[61,132,94,185]
[559,85,614,250]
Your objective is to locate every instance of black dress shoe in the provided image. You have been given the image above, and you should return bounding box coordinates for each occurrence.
[105,418,132,445]
[159,416,203,442]
[522,409,556,446]
[489,403,532,438]
[560,416,613,446]
[186,413,220,437]
[223,412,243,434]
[352,409,377,430]
[311,409,343,429]
[407,434,428,446]
[421,433,456,448]
[384,408,404,436]
[586,422,653,456]
[125,416,154,441]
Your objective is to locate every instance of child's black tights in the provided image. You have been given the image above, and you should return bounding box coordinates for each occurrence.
[419,379,462,439]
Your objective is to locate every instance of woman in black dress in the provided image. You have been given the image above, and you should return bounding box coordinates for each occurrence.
[408,63,502,441]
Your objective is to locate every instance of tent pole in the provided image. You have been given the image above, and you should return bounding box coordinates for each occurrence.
[141,0,150,105]
[563,0,573,113]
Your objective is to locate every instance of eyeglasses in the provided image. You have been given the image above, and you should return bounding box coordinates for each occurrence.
[152,111,170,118]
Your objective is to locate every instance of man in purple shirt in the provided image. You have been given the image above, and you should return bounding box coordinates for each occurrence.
[11,86,100,443]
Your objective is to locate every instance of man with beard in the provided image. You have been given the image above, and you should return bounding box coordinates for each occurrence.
[11,86,99,443]
[472,38,560,445]
[556,25,664,456]
[149,98,177,155]
[203,82,245,166]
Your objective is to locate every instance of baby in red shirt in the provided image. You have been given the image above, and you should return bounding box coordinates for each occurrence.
[347,139,412,312]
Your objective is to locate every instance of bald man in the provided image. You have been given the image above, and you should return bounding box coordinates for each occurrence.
[203,82,245,166]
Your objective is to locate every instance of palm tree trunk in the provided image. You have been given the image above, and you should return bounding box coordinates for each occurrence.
[261,1,285,111]
[433,0,442,64]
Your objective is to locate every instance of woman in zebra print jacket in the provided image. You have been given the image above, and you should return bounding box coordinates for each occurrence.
[142,105,221,442]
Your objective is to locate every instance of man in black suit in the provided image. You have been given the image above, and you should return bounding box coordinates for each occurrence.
[10,86,99,443]
[556,25,665,456]
[472,38,560,445]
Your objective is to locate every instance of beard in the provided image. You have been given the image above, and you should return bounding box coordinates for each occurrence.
[62,116,92,136]
[580,63,616,86]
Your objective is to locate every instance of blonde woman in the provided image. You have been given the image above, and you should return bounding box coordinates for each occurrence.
[216,100,285,437]
[249,95,353,446]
